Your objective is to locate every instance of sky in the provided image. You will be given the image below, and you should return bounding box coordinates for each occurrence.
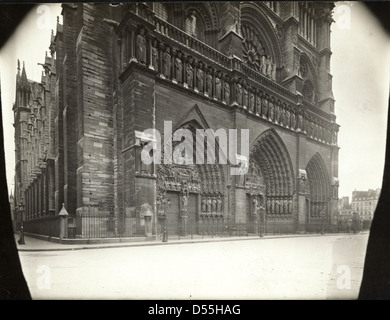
[0,2,389,200]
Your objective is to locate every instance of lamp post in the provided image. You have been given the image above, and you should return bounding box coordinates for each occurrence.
[259,204,265,237]
[321,209,327,235]
[162,197,171,242]
[17,202,25,245]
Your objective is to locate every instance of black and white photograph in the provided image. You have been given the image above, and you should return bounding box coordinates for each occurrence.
[0,1,390,303]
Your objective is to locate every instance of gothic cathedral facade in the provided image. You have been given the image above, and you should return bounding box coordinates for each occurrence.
[13,2,339,237]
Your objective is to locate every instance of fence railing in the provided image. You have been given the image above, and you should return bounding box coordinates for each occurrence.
[22,213,371,240]
[73,214,145,239]
[23,215,62,238]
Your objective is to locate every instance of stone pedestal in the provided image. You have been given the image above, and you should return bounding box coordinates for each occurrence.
[144,215,153,238]
[59,216,68,239]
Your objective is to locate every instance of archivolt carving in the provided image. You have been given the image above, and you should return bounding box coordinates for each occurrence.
[157,120,225,199]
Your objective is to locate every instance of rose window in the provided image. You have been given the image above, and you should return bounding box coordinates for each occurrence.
[241,24,266,72]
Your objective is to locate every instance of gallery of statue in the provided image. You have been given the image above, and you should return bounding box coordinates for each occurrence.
[13,2,339,238]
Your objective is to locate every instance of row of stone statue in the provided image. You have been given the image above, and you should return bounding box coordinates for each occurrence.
[201,195,223,214]
[310,203,328,217]
[161,178,200,194]
[266,199,293,215]
[135,29,337,146]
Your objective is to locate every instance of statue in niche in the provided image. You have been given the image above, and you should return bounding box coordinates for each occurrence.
[326,127,332,144]
[174,53,183,83]
[256,92,261,115]
[285,106,290,127]
[306,117,311,136]
[262,95,268,118]
[151,39,159,71]
[332,131,337,145]
[280,106,286,126]
[211,197,217,213]
[274,101,280,123]
[196,67,204,91]
[313,120,318,139]
[273,200,278,214]
[252,197,258,216]
[215,75,222,99]
[316,123,320,140]
[186,63,194,88]
[206,73,213,96]
[269,97,274,121]
[207,197,212,214]
[298,111,304,131]
[266,56,272,77]
[224,81,230,103]
[236,83,242,105]
[291,109,296,130]
[299,177,306,193]
[217,195,222,213]
[271,63,276,81]
[267,199,272,214]
[136,27,147,64]
[201,197,206,213]
[231,16,240,34]
[162,46,171,78]
[249,92,255,113]
[261,56,267,75]
[187,11,197,37]
[243,85,248,108]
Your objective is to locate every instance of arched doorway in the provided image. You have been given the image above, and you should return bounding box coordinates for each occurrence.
[156,120,226,237]
[248,129,295,233]
[306,153,330,226]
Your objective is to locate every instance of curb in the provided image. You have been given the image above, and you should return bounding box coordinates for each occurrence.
[16,232,369,252]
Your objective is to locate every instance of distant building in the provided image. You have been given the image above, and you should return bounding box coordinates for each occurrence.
[351,188,380,221]
[337,196,352,222]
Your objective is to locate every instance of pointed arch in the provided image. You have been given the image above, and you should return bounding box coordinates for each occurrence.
[306,153,330,217]
[250,129,294,204]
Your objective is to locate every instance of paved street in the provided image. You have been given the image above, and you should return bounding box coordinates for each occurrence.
[17,233,369,300]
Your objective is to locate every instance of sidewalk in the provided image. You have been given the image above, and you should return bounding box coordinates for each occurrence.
[14,231,370,252]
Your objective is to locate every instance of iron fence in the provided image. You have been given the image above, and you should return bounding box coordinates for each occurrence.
[23,215,62,238]
[73,214,145,239]
[23,213,370,240]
